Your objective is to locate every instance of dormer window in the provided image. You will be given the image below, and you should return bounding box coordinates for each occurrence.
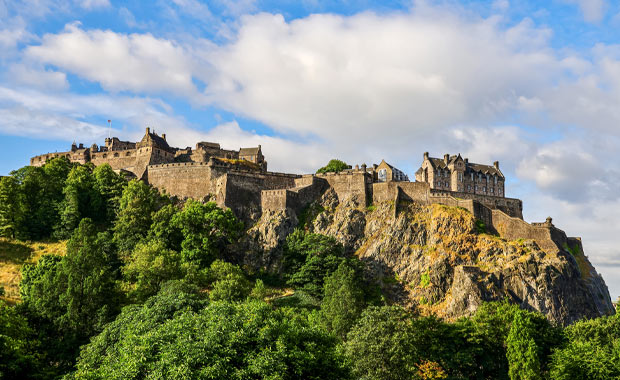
[494,176,498,185]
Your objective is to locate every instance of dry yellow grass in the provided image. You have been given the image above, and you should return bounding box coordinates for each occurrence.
[0,238,66,303]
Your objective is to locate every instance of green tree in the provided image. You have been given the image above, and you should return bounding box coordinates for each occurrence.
[506,310,542,380]
[316,159,350,174]
[320,261,365,339]
[68,293,350,380]
[344,306,416,380]
[21,219,121,361]
[284,231,348,298]
[0,301,42,380]
[122,239,184,302]
[56,166,102,238]
[207,260,252,301]
[93,164,126,224]
[147,203,182,250]
[171,200,242,268]
[0,176,24,239]
[550,314,620,379]
[113,180,163,253]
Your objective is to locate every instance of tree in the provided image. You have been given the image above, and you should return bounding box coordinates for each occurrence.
[170,200,242,268]
[93,164,126,225]
[284,231,347,298]
[344,306,416,380]
[506,310,542,380]
[21,219,121,361]
[320,261,365,339]
[550,314,620,379]
[316,159,350,174]
[68,294,350,380]
[56,166,102,238]
[113,180,163,253]
[122,240,184,302]
[0,176,24,239]
[147,204,182,250]
[207,260,252,301]
[0,301,42,379]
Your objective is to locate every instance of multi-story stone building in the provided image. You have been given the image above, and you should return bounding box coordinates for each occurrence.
[415,152,505,197]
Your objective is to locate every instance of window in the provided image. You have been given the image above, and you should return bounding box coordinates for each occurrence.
[494,176,498,185]
[467,185,472,191]
[445,181,449,187]
[483,186,486,193]
[490,188,494,194]
[478,173,482,181]
[470,172,473,180]
[445,170,449,177]
[458,172,463,182]
[378,169,387,182]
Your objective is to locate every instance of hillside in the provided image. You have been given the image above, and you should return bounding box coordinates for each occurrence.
[242,189,614,325]
[0,238,66,302]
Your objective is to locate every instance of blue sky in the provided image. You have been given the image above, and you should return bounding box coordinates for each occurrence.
[2,0,620,298]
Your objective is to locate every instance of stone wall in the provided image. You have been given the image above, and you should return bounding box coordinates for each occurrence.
[429,189,523,219]
[489,209,564,254]
[315,171,370,205]
[91,150,137,171]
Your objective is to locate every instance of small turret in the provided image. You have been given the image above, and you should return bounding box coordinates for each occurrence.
[493,161,499,169]
[424,152,429,160]
[71,141,77,152]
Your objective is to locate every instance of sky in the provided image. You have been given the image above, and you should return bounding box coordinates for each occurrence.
[2,0,620,299]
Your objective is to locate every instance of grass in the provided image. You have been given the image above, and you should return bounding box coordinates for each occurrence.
[0,238,67,303]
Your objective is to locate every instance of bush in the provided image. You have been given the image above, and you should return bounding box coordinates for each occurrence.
[316,159,350,174]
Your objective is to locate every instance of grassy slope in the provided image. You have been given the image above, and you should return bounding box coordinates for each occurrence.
[0,238,66,303]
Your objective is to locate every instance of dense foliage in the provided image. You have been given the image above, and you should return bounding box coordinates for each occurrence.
[316,159,350,174]
[0,159,618,379]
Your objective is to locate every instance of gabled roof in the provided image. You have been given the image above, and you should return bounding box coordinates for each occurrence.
[239,147,261,156]
[426,155,503,177]
[138,132,171,151]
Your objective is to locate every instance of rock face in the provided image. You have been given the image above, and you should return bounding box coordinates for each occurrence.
[242,194,614,325]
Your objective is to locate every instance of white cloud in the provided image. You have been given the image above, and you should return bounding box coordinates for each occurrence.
[75,0,110,10]
[26,23,200,96]
[564,0,606,22]
[6,65,68,90]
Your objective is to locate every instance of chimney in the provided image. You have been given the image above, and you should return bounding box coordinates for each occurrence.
[493,161,499,169]
[423,152,429,160]
[162,133,166,141]
[78,143,84,149]
[444,154,449,164]
[464,158,468,164]
[146,127,150,134]
[361,163,367,172]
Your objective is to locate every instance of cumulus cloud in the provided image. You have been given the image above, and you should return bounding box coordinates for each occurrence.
[76,0,110,10]
[565,0,606,22]
[26,23,200,96]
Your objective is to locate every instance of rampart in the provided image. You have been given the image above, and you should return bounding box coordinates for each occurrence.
[262,175,329,212]
[314,171,370,205]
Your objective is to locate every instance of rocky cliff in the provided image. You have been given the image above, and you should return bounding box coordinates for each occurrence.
[242,189,614,325]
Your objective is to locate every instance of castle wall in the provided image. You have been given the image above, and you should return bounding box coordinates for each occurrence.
[91,150,137,171]
[489,209,563,253]
[315,171,369,205]
[147,162,215,199]
[30,152,72,167]
[429,189,522,219]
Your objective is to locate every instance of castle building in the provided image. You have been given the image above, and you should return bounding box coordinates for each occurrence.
[30,128,267,179]
[414,152,505,197]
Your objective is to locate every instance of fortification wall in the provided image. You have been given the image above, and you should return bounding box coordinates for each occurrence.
[489,210,563,253]
[262,176,329,213]
[372,182,430,203]
[315,171,369,205]
[91,150,137,170]
[147,162,215,199]
[30,152,72,167]
[429,189,523,219]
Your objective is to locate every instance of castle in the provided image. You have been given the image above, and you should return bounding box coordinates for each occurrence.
[31,129,580,256]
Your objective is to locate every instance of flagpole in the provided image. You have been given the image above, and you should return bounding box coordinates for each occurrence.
[107,119,111,138]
